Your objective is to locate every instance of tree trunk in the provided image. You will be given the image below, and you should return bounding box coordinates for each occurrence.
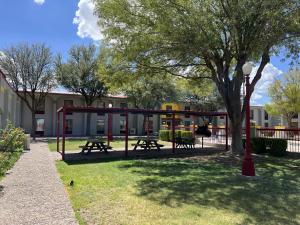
[31,110,37,140]
[229,117,244,155]
[86,113,91,137]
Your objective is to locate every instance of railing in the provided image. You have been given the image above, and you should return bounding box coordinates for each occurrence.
[257,128,300,152]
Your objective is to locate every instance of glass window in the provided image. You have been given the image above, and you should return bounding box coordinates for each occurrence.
[144,120,153,134]
[66,119,73,134]
[264,111,269,120]
[166,105,172,111]
[184,106,190,118]
[120,119,126,134]
[264,122,269,128]
[120,103,128,116]
[250,110,254,120]
[96,119,105,135]
[292,114,298,119]
[36,119,45,131]
[64,100,73,115]
[97,101,105,116]
[36,118,45,136]
[36,100,45,114]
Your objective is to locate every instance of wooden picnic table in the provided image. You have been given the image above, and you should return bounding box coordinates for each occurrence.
[175,137,196,150]
[79,138,112,155]
[132,138,164,151]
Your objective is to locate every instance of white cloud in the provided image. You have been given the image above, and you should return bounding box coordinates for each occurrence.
[249,63,283,105]
[73,0,103,41]
[34,0,45,5]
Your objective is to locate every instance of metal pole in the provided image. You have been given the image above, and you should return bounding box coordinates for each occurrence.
[193,115,196,138]
[62,109,66,160]
[56,111,60,153]
[242,74,255,176]
[172,113,175,153]
[125,110,128,157]
[107,113,110,146]
[225,115,228,150]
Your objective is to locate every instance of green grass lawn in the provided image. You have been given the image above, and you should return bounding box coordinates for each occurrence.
[56,154,300,225]
[0,151,22,180]
[48,138,171,152]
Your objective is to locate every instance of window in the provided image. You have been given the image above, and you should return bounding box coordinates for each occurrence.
[220,116,224,120]
[66,119,73,134]
[250,110,254,120]
[36,100,45,114]
[264,111,269,120]
[166,105,172,111]
[120,102,128,116]
[96,119,105,135]
[166,105,172,118]
[120,119,126,134]
[264,122,269,128]
[292,114,299,119]
[36,118,45,136]
[97,102,105,116]
[144,120,153,134]
[184,121,191,130]
[64,100,73,115]
[184,106,190,118]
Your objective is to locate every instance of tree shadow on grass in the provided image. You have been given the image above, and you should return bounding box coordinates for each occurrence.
[119,156,300,225]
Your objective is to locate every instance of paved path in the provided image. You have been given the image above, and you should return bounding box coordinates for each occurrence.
[0,142,78,225]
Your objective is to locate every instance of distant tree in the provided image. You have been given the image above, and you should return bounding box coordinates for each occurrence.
[95,0,300,154]
[265,69,300,128]
[177,79,224,112]
[0,43,55,139]
[55,44,108,136]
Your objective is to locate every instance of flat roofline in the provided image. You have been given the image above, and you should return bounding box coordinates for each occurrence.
[57,106,227,116]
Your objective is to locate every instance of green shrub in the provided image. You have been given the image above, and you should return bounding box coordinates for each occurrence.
[251,138,267,154]
[169,130,182,141]
[159,130,193,142]
[181,131,193,140]
[159,130,170,141]
[266,138,287,157]
[0,122,26,152]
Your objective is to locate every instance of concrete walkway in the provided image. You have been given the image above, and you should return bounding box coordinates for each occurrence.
[0,142,78,225]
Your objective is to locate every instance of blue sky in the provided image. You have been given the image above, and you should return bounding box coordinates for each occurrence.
[0,0,294,105]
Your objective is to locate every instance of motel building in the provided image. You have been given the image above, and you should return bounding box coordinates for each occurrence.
[1,71,300,137]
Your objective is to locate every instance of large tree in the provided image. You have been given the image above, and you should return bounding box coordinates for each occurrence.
[265,69,300,128]
[94,0,300,154]
[0,43,55,139]
[176,79,224,112]
[55,44,108,136]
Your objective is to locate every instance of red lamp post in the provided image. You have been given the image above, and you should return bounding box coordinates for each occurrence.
[242,62,255,176]
[107,103,113,146]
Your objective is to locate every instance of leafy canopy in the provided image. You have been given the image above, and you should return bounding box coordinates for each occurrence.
[55,44,108,106]
[265,69,300,126]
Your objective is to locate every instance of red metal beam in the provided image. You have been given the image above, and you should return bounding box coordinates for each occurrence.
[57,106,228,117]
[56,111,60,153]
[225,115,229,150]
[172,113,175,153]
[62,108,66,160]
[125,111,129,157]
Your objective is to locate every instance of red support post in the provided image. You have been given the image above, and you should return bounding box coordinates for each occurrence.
[225,115,228,150]
[125,110,129,157]
[107,113,113,146]
[56,111,60,153]
[193,115,196,138]
[62,108,66,160]
[242,74,255,176]
[172,113,175,153]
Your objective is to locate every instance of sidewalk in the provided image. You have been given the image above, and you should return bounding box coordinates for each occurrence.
[0,142,78,225]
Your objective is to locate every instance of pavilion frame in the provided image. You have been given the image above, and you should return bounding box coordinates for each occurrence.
[56,106,228,160]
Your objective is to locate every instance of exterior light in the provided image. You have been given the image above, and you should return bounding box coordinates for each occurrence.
[242,62,253,75]
[108,103,113,108]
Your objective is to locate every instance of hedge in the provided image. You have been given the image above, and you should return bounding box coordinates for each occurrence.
[159,130,193,142]
[243,137,287,157]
